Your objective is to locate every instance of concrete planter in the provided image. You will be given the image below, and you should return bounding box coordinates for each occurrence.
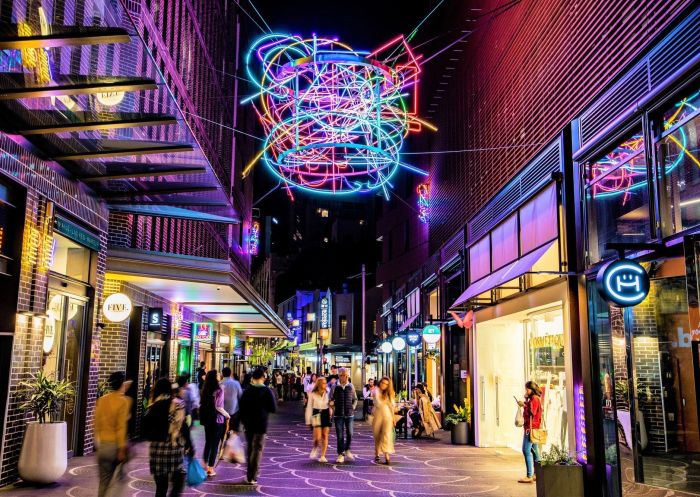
[18,421,68,484]
[535,463,584,497]
[450,421,469,445]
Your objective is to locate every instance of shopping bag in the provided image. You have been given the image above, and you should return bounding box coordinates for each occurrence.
[104,462,128,497]
[224,433,245,464]
[514,406,524,427]
[186,457,207,487]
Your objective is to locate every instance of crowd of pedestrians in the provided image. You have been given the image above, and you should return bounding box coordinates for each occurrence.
[94,362,444,497]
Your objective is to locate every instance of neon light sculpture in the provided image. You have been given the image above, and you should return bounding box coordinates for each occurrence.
[248,221,260,256]
[417,182,430,223]
[244,34,433,198]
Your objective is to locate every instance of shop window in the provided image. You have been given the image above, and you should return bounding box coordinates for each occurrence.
[339,316,347,339]
[491,213,518,270]
[469,236,490,282]
[658,89,700,235]
[49,234,91,282]
[520,183,558,254]
[585,132,651,263]
[0,184,16,277]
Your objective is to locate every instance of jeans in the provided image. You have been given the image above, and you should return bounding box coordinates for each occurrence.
[245,432,266,482]
[154,471,185,497]
[522,432,541,477]
[203,422,224,467]
[97,443,119,497]
[334,416,354,454]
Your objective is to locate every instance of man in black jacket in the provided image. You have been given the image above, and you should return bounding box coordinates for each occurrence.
[329,367,357,463]
[239,368,276,484]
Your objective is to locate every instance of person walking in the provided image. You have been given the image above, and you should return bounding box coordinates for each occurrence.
[196,362,207,390]
[147,378,193,497]
[517,380,543,483]
[362,378,376,421]
[200,370,230,477]
[305,376,332,463]
[303,373,317,406]
[372,376,396,465]
[411,383,441,438]
[221,367,243,432]
[329,367,357,463]
[239,368,277,485]
[178,373,199,426]
[95,371,132,497]
[274,371,284,401]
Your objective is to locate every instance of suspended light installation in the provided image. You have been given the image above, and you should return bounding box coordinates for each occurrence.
[244,34,435,198]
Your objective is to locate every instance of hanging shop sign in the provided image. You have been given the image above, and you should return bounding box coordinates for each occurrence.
[320,289,332,330]
[422,324,441,344]
[148,307,164,331]
[103,293,133,322]
[379,341,393,354]
[53,216,101,251]
[194,322,214,342]
[391,336,406,351]
[596,259,650,307]
[406,330,422,347]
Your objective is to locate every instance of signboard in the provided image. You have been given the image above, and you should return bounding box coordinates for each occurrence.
[335,354,352,365]
[406,330,422,347]
[103,293,132,322]
[148,307,163,331]
[422,324,441,345]
[596,259,649,307]
[193,322,213,342]
[460,370,468,380]
[320,289,332,330]
[54,216,101,251]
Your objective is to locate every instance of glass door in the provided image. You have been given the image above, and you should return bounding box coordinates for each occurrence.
[44,292,87,456]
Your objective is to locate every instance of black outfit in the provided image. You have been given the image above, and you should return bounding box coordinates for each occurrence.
[155,473,184,497]
[239,384,276,481]
[196,368,206,389]
[313,408,333,428]
[331,382,357,418]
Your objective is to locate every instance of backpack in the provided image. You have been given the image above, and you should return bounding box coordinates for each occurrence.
[142,398,170,442]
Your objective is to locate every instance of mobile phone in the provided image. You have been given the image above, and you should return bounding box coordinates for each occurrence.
[513,395,519,403]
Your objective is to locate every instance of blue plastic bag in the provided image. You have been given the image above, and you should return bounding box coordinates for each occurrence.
[186,457,207,487]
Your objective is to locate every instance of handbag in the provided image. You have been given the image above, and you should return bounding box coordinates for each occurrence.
[224,433,245,464]
[186,457,207,487]
[529,413,548,445]
[514,406,524,427]
[311,413,322,427]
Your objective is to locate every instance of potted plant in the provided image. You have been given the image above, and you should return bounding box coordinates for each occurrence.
[17,371,75,484]
[444,398,471,445]
[534,445,584,497]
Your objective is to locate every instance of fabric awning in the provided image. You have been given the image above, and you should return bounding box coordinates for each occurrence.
[398,313,419,332]
[450,240,556,309]
[298,341,317,352]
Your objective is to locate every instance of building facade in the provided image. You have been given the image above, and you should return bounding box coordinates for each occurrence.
[0,0,286,486]
[375,2,700,496]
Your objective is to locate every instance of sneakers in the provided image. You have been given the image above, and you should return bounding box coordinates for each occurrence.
[344,450,355,461]
[336,454,345,463]
[246,479,258,485]
[518,476,534,483]
[310,447,319,459]
[206,467,216,477]
[319,456,328,463]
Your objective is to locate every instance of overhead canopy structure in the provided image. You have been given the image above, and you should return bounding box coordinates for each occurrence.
[0,2,237,221]
[107,248,290,338]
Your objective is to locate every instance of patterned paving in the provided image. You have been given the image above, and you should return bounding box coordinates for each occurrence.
[0,402,535,497]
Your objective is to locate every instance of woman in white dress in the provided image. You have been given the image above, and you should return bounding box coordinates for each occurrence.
[372,376,396,465]
[305,377,332,462]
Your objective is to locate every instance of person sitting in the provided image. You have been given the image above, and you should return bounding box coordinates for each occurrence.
[411,384,440,438]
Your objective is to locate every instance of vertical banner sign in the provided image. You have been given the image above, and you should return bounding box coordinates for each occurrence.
[320,288,332,330]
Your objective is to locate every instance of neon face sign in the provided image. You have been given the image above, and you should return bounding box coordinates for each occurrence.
[596,259,650,307]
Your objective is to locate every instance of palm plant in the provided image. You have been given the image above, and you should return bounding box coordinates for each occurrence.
[18,371,75,424]
[444,398,472,427]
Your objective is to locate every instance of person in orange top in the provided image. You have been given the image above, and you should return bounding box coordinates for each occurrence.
[516,380,542,484]
[95,371,133,497]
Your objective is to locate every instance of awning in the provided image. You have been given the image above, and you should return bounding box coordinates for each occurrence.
[450,241,556,309]
[398,313,419,332]
[298,341,317,353]
[108,204,239,224]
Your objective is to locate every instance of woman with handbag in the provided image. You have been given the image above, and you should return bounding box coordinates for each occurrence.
[516,380,544,484]
[146,378,194,497]
[372,376,396,465]
[305,376,332,463]
[200,370,230,477]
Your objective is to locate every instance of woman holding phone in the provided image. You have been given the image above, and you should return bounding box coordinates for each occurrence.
[516,381,542,484]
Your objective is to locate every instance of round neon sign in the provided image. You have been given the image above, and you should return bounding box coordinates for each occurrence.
[379,341,393,354]
[406,330,422,347]
[596,259,650,307]
[391,336,406,352]
[422,324,441,345]
[103,293,133,322]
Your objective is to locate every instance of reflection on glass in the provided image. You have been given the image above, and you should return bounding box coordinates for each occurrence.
[589,134,645,182]
[660,113,700,234]
[49,234,90,281]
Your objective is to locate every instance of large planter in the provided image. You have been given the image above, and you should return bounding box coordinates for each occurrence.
[450,421,469,445]
[534,463,584,497]
[18,421,68,484]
